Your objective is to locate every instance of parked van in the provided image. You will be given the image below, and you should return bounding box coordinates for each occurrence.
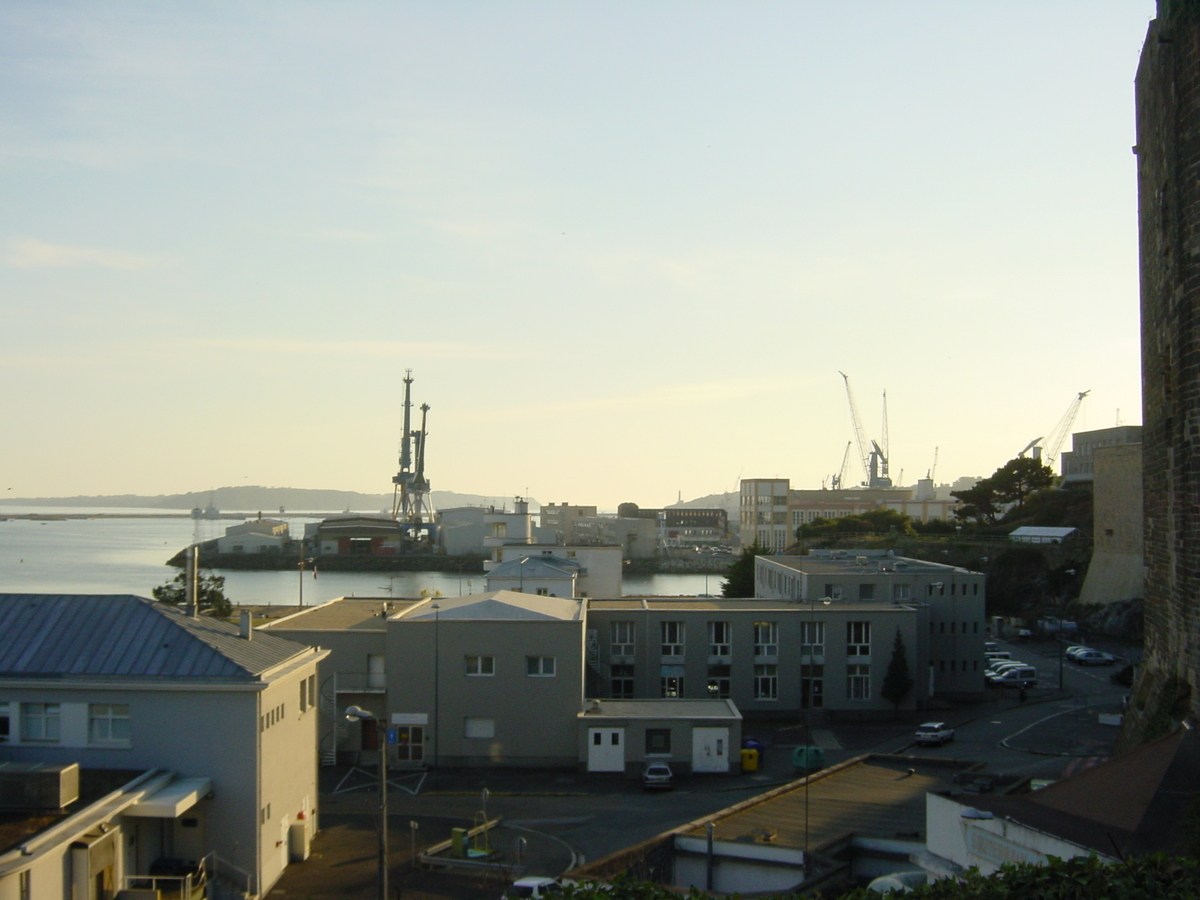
[984,650,1012,662]
[989,666,1037,687]
[984,641,999,654]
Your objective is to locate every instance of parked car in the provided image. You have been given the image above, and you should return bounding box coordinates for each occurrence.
[504,877,562,899]
[985,660,1027,679]
[914,722,955,745]
[1073,650,1116,666]
[642,762,674,790]
[1064,645,1090,659]
[989,666,1038,687]
[984,641,1000,654]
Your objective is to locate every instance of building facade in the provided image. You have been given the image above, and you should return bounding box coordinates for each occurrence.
[0,594,327,899]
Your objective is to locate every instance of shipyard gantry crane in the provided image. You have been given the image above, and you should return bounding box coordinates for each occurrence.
[391,371,433,524]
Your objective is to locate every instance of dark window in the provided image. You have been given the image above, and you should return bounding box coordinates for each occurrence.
[646,728,671,755]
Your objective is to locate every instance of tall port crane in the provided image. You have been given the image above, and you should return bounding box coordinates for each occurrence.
[824,441,853,490]
[1016,390,1090,466]
[839,372,892,488]
[391,371,433,524]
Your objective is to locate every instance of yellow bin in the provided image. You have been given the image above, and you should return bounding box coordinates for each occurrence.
[740,748,759,772]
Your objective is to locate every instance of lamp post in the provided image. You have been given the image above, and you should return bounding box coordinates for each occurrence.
[345,705,388,900]
[803,596,832,876]
[409,820,419,870]
[431,602,440,773]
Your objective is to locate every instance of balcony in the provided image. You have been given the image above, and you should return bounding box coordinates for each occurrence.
[334,672,387,693]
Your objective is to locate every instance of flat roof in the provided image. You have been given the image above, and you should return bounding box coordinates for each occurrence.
[261,597,419,632]
[588,598,915,613]
[682,754,973,852]
[761,555,980,576]
[579,699,741,720]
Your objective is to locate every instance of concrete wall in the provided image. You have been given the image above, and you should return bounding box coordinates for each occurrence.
[1079,443,1144,606]
[387,616,584,766]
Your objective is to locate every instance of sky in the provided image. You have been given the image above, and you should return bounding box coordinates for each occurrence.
[0,2,1155,511]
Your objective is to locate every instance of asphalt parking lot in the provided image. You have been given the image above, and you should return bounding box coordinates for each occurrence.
[270,680,1127,900]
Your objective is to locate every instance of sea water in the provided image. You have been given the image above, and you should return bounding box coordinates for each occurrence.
[0,508,715,603]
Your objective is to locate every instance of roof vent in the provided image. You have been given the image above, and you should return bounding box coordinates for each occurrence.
[239,611,253,641]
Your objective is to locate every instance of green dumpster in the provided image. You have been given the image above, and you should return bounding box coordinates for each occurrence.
[740,748,759,772]
[792,745,825,772]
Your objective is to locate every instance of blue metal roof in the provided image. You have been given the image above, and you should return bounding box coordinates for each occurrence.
[0,594,315,681]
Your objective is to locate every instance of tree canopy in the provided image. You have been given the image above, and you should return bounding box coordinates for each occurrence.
[796,508,915,539]
[720,544,760,598]
[153,570,232,618]
[952,456,1056,525]
[880,628,914,716]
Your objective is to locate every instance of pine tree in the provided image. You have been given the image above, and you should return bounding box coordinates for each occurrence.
[881,628,914,718]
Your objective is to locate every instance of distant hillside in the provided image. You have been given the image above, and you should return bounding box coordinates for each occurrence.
[3,487,525,513]
[668,491,739,518]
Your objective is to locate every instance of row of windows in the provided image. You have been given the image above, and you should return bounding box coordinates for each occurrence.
[932,621,981,634]
[611,621,864,658]
[0,701,129,746]
[464,655,557,677]
[608,662,871,703]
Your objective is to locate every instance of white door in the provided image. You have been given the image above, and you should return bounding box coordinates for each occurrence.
[691,727,729,773]
[587,728,625,772]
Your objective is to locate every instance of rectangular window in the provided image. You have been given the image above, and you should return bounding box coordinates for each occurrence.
[660,621,685,657]
[847,622,871,657]
[753,664,778,700]
[611,621,635,657]
[753,621,778,657]
[858,583,875,600]
[88,704,130,744]
[465,655,495,676]
[536,588,549,596]
[0,703,9,743]
[892,583,911,601]
[300,680,308,712]
[611,664,634,699]
[525,656,556,677]
[822,584,843,600]
[645,728,671,755]
[21,703,60,742]
[847,664,870,700]
[707,621,731,657]
[801,664,824,709]
[464,717,495,739]
[800,621,825,657]
[308,674,316,709]
[707,664,730,699]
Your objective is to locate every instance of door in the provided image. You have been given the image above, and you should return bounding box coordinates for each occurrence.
[691,727,729,773]
[587,728,625,772]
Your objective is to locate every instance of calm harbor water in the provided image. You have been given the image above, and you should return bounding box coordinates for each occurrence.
[0,507,716,603]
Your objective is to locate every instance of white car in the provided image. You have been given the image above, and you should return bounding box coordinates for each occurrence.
[642,762,674,790]
[1073,650,1116,666]
[504,877,562,899]
[914,722,955,745]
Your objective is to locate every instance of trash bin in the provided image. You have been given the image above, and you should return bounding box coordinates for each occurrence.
[451,827,468,857]
[792,745,825,773]
[740,748,759,772]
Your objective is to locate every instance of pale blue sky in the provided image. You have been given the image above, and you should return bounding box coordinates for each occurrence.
[1,2,1154,509]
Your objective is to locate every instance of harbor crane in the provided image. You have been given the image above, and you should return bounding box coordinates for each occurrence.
[1017,390,1090,466]
[391,371,433,524]
[825,441,853,490]
[839,372,892,488]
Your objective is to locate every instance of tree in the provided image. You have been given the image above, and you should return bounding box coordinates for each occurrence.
[153,570,232,618]
[881,629,914,718]
[989,456,1056,509]
[720,544,761,598]
[951,481,998,524]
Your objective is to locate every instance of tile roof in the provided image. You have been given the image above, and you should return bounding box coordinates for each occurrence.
[0,594,316,681]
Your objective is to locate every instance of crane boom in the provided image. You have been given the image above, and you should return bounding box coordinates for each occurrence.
[1044,390,1090,465]
[839,372,872,484]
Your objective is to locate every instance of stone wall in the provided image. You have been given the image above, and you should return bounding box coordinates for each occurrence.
[1122,3,1200,751]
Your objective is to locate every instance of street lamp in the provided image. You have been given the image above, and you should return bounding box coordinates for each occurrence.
[409,820,419,870]
[345,705,388,900]
[803,596,832,875]
[431,602,440,773]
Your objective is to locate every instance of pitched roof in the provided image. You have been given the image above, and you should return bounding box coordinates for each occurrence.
[0,594,316,681]
[488,556,581,578]
[401,591,583,622]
